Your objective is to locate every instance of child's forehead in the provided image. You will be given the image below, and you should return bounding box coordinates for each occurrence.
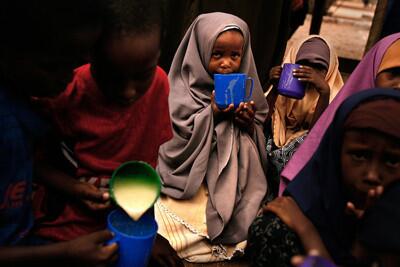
[343,129,400,149]
[214,30,244,47]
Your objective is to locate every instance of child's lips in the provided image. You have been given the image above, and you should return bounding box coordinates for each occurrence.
[217,69,232,74]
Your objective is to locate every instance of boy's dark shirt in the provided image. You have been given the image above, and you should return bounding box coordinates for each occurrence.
[0,87,48,245]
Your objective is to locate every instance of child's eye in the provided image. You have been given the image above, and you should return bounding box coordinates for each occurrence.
[384,155,400,168]
[231,53,241,60]
[211,51,222,59]
[350,151,368,161]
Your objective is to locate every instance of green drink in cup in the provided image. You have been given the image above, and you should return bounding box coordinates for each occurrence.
[107,161,161,267]
[109,161,161,221]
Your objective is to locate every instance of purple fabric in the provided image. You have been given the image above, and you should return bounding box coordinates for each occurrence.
[279,32,400,195]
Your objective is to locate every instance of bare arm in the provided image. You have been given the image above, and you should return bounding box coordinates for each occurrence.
[34,137,110,211]
[264,197,332,260]
[310,91,329,128]
[0,230,118,267]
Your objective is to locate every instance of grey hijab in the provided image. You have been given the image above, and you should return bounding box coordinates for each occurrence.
[157,12,268,244]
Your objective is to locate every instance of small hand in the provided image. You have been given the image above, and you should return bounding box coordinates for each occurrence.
[148,234,184,267]
[66,230,118,267]
[292,65,330,95]
[345,185,384,219]
[269,65,283,86]
[73,181,111,211]
[234,101,256,133]
[211,90,234,118]
[291,249,320,267]
[263,196,310,232]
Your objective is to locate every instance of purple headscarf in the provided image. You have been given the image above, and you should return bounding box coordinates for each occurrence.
[280,32,400,195]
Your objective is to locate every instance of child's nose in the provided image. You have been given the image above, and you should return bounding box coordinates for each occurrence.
[220,57,231,68]
[365,161,382,186]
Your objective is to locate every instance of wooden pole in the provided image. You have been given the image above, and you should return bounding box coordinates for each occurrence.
[364,0,388,54]
[310,0,327,34]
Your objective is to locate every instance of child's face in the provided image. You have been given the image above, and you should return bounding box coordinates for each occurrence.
[208,30,244,75]
[92,30,160,106]
[375,67,400,89]
[341,130,400,205]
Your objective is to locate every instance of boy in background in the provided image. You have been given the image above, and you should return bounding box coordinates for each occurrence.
[0,0,118,266]
[34,0,182,266]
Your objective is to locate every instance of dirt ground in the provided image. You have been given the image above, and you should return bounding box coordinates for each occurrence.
[288,0,376,60]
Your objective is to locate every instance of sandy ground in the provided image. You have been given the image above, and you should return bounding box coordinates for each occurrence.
[288,0,376,60]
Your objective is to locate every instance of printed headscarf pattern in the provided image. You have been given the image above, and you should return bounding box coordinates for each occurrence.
[285,88,400,264]
[280,32,400,195]
[157,12,269,244]
[272,35,343,148]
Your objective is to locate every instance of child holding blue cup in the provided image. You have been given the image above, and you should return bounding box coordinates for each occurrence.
[157,12,268,263]
[264,35,344,197]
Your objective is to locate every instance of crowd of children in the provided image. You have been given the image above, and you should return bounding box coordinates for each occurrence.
[1,1,399,267]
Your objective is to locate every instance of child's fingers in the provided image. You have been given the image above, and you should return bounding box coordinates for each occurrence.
[84,189,105,202]
[345,201,364,219]
[263,201,280,213]
[76,182,105,202]
[223,104,234,112]
[291,255,305,267]
[90,229,115,243]
[84,200,112,211]
[298,65,313,71]
[245,105,255,118]
[234,102,245,113]
[365,185,384,208]
[293,70,312,79]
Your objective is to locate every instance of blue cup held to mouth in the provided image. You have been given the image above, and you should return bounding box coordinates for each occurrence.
[214,73,254,109]
[107,208,158,267]
[277,63,306,99]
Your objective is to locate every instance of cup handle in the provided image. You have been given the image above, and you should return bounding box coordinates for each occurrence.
[245,77,254,102]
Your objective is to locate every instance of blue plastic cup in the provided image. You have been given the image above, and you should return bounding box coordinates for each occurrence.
[107,208,158,267]
[277,63,306,99]
[214,73,254,109]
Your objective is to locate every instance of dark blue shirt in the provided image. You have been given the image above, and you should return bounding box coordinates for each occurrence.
[0,88,48,245]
